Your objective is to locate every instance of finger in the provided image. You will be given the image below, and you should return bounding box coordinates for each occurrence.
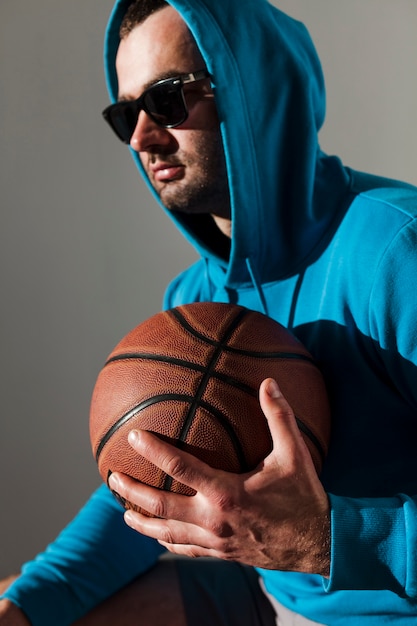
[158,541,217,559]
[127,429,221,495]
[123,508,215,551]
[108,471,197,522]
[259,378,312,469]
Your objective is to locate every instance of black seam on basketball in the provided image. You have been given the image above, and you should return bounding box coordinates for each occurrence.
[162,397,250,493]
[169,307,223,346]
[105,350,315,366]
[105,352,207,372]
[295,417,325,463]
[169,306,316,364]
[163,307,250,491]
[95,393,187,462]
[105,352,258,398]
[95,393,248,474]
[198,399,248,469]
[213,372,257,397]
[221,347,316,364]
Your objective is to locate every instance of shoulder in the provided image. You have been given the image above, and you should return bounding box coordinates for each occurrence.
[163,259,208,310]
[348,168,417,220]
[358,188,417,222]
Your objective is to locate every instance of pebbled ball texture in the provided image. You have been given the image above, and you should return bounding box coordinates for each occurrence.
[89,302,331,513]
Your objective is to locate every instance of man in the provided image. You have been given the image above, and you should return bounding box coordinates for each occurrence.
[2,0,417,624]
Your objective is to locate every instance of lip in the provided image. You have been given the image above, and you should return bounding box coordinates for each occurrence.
[150,161,185,182]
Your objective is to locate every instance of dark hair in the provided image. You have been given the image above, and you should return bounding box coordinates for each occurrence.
[120,0,169,38]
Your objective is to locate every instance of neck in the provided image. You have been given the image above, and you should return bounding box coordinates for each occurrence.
[212,214,232,238]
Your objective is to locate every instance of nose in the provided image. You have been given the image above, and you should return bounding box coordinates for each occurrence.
[129,110,173,153]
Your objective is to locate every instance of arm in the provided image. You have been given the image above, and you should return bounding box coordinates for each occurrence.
[0,577,30,626]
[0,600,30,626]
[0,282,199,626]
[324,220,417,598]
[105,371,417,598]
[1,485,164,626]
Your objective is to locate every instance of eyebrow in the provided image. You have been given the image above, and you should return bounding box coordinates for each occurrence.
[117,70,184,103]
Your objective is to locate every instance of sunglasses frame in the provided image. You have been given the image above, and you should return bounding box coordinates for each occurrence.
[103,69,210,143]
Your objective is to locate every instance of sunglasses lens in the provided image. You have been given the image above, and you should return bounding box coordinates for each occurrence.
[144,82,187,128]
[104,102,138,144]
[103,78,190,142]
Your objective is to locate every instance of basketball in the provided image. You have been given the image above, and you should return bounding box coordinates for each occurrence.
[89,302,330,511]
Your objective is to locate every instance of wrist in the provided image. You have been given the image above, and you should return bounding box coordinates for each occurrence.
[313,510,331,578]
[296,504,331,578]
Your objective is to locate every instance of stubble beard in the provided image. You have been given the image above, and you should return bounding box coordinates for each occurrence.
[151,132,231,220]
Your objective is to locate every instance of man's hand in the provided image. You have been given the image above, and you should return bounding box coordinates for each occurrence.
[109,378,330,577]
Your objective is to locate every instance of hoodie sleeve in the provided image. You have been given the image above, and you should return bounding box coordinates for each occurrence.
[1,485,165,626]
[325,493,417,597]
[325,217,417,597]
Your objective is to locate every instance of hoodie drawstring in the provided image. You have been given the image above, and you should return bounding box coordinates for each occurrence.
[203,258,214,301]
[245,257,269,316]
[203,256,269,317]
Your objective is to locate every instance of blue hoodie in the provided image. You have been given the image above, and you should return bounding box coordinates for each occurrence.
[4,1,417,624]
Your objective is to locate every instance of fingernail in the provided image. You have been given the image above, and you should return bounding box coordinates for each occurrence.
[124,510,134,526]
[108,473,119,490]
[128,430,140,446]
[266,378,282,398]
[108,474,127,508]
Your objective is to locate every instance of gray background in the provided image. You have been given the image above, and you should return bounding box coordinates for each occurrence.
[1,1,417,577]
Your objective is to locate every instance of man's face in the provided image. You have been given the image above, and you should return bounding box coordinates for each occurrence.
[115,6,231,224]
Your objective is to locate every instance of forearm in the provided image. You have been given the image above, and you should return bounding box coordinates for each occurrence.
[0,600,31,626]
[2,486,164,626]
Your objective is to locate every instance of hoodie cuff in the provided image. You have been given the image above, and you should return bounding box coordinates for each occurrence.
[323,492,412,597]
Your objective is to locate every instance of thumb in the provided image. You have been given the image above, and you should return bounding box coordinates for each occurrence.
[259,378,309,466]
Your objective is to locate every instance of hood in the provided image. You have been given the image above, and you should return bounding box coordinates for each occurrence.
[104,0,350,288]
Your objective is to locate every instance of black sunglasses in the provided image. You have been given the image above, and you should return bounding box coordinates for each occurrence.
[102,69,210,144]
